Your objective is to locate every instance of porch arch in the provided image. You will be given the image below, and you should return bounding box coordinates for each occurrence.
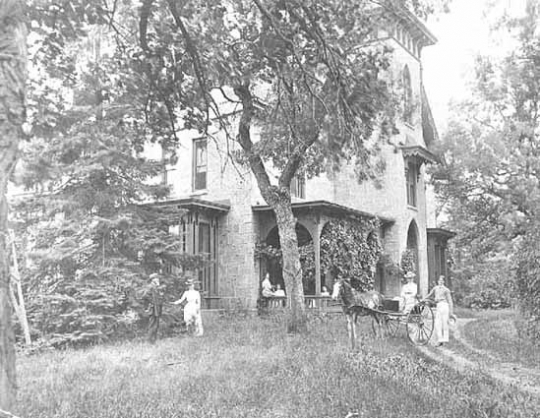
[264,223,314,293]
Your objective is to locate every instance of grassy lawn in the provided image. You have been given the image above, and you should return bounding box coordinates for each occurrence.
[462,308,540,369]
[16,312,540,418]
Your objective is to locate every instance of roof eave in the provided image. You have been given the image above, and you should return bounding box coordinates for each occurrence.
[401,145,440,164]
[150,197,231,214]
[253,200,395,226]
[427,227,457,239]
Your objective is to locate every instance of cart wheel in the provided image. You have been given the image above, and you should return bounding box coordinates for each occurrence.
[406,303,434,345]
[385,315,400,337]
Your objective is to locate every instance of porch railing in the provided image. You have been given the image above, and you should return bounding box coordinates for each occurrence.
[202,295,337,310]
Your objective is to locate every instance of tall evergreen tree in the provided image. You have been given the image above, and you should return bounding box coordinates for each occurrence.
[12,2,206,346]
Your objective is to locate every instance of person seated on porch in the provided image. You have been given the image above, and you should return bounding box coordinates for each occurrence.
[271,283,286,307]
[273,283,286,297]
[400,271,418,313]
[261,272,274,298]
[320,286,330,297]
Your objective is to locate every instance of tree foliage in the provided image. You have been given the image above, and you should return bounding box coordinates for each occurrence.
[11,1,208,346]
[431,1,539,322]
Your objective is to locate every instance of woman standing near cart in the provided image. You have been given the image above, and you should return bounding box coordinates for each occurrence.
[426,275,454,346]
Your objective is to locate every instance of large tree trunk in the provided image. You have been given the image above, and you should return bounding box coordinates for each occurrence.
[272,198,307,333]
[0,0,27,410]
[234,83,307,332]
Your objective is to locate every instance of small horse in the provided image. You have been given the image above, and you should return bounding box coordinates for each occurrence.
[332,278,386,350]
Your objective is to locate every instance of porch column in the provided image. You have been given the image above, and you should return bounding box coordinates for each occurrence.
[314,218,321,297]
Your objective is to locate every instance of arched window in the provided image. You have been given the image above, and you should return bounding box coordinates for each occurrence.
[402,65,413,123]
[406,220,419,274]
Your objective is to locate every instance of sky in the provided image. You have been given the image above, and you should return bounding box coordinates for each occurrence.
[422,0,526,131]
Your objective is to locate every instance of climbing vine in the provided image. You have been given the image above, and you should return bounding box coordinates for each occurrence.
[320,218,382,291]
[256,217,381,293]
[400,248,417,282]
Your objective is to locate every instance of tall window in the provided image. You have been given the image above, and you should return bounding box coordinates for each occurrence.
[193,139,207,191]
[198,222,212,294]
[290,174,306,199]
[402,65,413,124]
[406,162,418,207]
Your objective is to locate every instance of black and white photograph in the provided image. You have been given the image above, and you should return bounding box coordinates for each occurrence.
[1,0,539,416]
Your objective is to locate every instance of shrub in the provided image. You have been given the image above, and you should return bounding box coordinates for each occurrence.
[451,257,515,309]
[25,268,189,347]
[461,289,512,310]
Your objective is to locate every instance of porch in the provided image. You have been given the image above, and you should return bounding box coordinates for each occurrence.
[252,200,395,297]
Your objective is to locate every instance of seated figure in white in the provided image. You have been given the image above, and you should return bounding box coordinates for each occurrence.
[401,271,418,313]
[320,286,330,297]
[261,273,274,298]
[273,283,286,297]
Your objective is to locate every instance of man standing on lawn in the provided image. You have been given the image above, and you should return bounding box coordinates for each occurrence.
[144,273,164,344]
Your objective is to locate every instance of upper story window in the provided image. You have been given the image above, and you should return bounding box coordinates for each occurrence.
[402,65,413,124]
[290,174,306,199]
[193,138,207,191]
[406,162,418,208]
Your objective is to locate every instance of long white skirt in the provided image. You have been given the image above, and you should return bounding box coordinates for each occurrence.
[434,301,450,343]
[184,303,204,336]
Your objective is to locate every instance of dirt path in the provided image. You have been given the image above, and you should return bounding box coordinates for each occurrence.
[416,318,540,397]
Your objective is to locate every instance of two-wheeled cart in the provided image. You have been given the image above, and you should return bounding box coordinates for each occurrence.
[370,299,435,345]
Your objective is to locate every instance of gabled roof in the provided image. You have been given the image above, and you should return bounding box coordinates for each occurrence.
[253,200,394,226]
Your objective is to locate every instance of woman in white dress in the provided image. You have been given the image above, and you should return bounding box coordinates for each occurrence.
[172,279,203,336]
[261,272,274,298]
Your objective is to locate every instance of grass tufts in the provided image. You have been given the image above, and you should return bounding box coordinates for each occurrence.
[16,314,540,418]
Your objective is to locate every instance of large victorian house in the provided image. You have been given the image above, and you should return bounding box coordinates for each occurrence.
[154,8,453,310]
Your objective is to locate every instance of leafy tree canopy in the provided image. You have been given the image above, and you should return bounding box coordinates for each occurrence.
[430,1,539,320]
